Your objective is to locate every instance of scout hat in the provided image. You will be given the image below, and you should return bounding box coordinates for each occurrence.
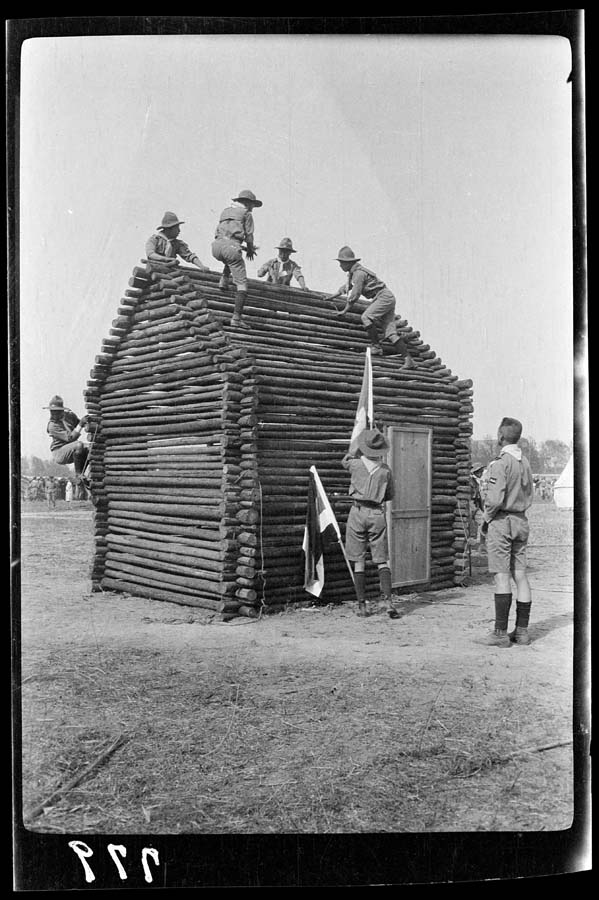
[44,395,65,410]
[276,237,297,253]
[233,189,263,208]
[357,428,389,459]
[158,211,185,230]
[335,246,360,262]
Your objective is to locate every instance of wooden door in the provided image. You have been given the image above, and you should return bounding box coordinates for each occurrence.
[386,425,432,587]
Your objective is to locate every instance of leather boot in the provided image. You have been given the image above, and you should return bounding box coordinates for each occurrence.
[231,292,251,330]
[390,337,415,368]
[483,593,512,646]
[366,325,383,355]
[378,567,399,618]
[354,571,368,616]
[219,274,232,291]
[509,601,532,644]
[483,629,511,647]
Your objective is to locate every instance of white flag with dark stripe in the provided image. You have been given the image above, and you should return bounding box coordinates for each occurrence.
[302,466,350,596]
[350,346,374,449]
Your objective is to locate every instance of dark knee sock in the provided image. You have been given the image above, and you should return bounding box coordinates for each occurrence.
[233,292,247,317]
[378,566,392,598]
[515,601,531,628]
[354,571,366,602]
[494,593,512,631]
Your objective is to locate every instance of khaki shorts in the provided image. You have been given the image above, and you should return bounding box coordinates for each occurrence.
[345,503,389,563]
[486,512,530,574]
[52,441,84,466]
[211,238,247,291]
[361,288,399,343]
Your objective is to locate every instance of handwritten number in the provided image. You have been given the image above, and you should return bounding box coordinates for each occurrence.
[68,841,95,883]
[107,844,128,880]
[141,847,160,884]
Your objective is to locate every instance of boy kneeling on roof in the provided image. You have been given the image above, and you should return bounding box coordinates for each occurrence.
[327,246,414,367]
[257,237,308,290]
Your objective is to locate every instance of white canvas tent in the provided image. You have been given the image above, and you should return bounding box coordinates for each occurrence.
[553,454,574,509]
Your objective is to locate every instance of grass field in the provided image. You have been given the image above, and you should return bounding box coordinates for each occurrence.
[18,500,576,835]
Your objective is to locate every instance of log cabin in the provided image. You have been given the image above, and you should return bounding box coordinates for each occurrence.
[85,262,474,619]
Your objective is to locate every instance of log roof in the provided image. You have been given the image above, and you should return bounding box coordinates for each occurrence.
[145,266,450,375]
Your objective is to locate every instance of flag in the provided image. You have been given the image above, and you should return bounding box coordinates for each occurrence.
[349,346,373,449]
[302,465,354,596]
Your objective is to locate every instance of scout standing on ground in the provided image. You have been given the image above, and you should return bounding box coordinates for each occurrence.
[45,396,90,487]
[342,428,399,619]
[257,237,308,290]
[327,246,414,367]
[481,417,534,647]
[145,211,209,270]
[44,476,57,509]
[212,189,263,330]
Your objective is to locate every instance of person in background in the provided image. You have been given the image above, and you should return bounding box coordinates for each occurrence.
[481,417,534,647]
[65,479,73,502]
[326,246,414,366]
[44,476,57,509]
[44,396,90,488]
[145,212,209,270]
[212,189,263,330]
[342,428,399,619]
[257,237,308,290]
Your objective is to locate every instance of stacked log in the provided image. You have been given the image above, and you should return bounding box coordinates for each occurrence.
[86,262,472,617]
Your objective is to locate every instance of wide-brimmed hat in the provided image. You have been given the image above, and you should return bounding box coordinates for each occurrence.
[335,245,360,262]
[357,429,389,459]
[233,189,263,208]
[44,395,65,411]
[276,237,297,253]
[158,211,185,230]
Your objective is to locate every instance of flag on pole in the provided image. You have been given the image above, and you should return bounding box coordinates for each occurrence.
[302,465,354,596]
[349,346,373,449]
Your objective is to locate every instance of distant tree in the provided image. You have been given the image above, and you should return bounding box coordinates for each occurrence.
[470,437,496,468]
[520,437,541,472]
[538,439,572,473]
[21,454,73,478]
[29,455,46,476]
[470,435,570,474]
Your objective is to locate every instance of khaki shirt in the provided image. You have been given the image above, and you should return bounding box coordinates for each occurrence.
[145,232,200,264]
[214,204,255,244]
[257,257,304,286]
[342,453,395,504]
[484,449,534,521]
[47,410,81,452]
[340,262,387,305]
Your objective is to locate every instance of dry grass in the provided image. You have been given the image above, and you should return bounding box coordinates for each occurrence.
[21,645,571,834]
[18,499,575,834]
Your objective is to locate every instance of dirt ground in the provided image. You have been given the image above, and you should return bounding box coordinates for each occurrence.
[17,499,575,835]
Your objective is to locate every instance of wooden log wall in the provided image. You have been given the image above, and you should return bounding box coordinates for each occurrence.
[86,262,473,618]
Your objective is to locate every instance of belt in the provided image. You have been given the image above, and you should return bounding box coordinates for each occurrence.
[353,500,384,511]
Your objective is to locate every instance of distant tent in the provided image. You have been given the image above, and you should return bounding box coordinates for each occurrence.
[553,454,574,509]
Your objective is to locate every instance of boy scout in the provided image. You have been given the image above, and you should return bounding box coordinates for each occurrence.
[327,246,414,367]
[257,237,308,290]
[145,212,209,270]
[342,428,399,619]
[481,417,534,646]
[212,189,263,330]
[45,395,90,487]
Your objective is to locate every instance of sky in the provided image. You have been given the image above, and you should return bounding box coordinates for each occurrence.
[17,32,576,460]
